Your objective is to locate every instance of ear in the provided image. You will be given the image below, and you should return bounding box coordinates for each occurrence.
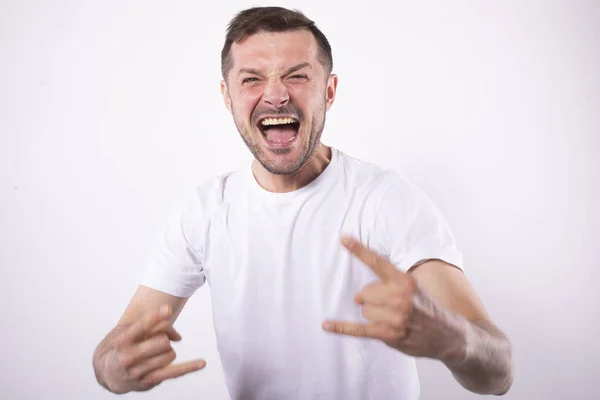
[325,74,338,111]
[220,80,232,113]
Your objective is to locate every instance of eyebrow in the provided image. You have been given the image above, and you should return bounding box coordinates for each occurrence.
[238,62,312,76]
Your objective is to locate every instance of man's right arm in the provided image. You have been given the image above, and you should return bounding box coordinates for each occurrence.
[93,285,206,394]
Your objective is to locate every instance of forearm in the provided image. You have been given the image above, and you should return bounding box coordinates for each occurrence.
[443,319,513,395]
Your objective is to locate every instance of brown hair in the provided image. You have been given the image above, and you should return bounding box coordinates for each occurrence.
[221,7,333,80]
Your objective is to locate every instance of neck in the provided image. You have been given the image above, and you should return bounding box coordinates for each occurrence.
[252,143,332,193]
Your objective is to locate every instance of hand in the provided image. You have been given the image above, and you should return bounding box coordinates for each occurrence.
[322,237,468,363]
[103,305,206,393]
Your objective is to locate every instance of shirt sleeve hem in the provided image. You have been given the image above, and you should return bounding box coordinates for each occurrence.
[395,247,464,273]
[139,270,204,298]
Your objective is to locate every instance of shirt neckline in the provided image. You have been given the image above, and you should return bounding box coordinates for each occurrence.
[245,146,340,204]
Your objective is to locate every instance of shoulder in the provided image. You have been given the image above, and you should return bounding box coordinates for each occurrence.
[334,148,420,205]
[175,168,246,225]
[190,168,245,205]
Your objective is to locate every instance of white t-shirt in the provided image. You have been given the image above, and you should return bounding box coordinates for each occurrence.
[141,147,463,400]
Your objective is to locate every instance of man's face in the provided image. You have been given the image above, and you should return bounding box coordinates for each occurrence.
[221,30,337,174]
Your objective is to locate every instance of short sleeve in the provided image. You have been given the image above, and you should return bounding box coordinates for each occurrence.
[373,174,464,273]
[140,189,207,297]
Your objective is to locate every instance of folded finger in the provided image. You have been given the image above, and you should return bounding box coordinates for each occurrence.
[127,350,176,380]
[361,304,405,328]
[356,283,393,306]
[117,306,172,348]
[121,334,173,368]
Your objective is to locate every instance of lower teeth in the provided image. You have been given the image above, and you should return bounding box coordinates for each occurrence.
[266,134,295,143]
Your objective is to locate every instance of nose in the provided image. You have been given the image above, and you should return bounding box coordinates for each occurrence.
[262,78,289,108]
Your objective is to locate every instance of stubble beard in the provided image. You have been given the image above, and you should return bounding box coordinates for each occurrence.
[232,102,327,175]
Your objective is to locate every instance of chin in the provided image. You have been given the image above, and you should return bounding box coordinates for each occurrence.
[258,152,305,175]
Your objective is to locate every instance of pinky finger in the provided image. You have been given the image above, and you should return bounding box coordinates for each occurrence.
[322,320,388,340]
[141,359,207,386]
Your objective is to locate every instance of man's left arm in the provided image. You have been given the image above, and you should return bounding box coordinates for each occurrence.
[409,259,513,395]
[322,238,513,396]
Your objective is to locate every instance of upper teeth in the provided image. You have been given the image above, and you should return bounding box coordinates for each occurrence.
[261,117,296,126]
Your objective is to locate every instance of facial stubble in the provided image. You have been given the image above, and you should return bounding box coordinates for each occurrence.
[231,98,327,175]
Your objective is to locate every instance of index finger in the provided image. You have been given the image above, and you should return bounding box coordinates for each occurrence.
[341,236,397,281]
[116,305,172,347]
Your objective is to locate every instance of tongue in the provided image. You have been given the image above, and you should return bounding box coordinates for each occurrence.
[266,125,297,143]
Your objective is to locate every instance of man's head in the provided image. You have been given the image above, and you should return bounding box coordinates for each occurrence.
[220,7,338,175]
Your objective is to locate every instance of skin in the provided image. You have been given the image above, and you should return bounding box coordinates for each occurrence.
[220,29,338,193]
[92,286,205,393]
[323,237,514,395]
[93,28,513,395]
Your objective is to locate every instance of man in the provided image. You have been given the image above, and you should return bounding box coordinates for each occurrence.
[93,6,513,399]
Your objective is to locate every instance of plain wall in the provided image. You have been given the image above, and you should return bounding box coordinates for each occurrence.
[1,0,598,399]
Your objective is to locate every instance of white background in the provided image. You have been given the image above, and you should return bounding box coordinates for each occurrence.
[1,1,598,399]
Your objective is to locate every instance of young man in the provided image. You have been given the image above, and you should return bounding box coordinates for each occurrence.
[93,7,513,399]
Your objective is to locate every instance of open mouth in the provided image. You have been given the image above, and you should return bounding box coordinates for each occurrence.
[258,117,300,145]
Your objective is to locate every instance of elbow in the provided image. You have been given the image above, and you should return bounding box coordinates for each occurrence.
[493,367,513,396]
[490,339,515,396]
[494,352,514,396]
[456,338,514,396]
[464,365,513,396]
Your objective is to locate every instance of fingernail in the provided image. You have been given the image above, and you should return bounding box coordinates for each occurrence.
[322,321,333,330]
[341,236,352,246]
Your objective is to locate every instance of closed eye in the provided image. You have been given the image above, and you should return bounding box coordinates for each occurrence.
[289,74,308,81]
[242,77,260,84]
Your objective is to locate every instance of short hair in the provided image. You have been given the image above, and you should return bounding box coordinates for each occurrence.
[220,6,333,80]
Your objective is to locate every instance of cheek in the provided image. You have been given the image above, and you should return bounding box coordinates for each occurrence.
[293,84,326,108]
[239,83,265,100]
[235,90,263,117]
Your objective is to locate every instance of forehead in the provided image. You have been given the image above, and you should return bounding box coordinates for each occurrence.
[230,30,319,73]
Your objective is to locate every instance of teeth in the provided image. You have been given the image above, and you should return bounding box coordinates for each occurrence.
[265,133,296,142]
[261,117,297,126]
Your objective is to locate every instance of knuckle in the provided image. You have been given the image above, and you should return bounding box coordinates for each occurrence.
[173,366,183,378]
[128,367,143,380]
[389,295,406,309]
[114,335,125,350]
[390,315,405,329]
[141,375,155,387]
[360,306,370,318]
[367,254,379,266]
[154,321,169,334]
[383,329,399,343]
[395,327,409,341]
[136,320,146,335]
[119,354,131,369]
[352,326,366,337]
[401,303,412,318]
[154,334,170,348]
